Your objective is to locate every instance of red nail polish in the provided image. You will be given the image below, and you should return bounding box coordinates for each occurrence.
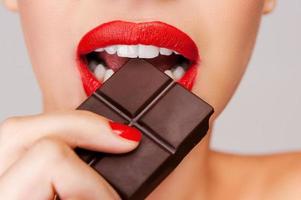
[109,121,142,142]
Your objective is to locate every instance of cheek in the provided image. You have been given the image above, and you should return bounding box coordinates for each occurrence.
[192,0,264,118]
[18,1,86,111]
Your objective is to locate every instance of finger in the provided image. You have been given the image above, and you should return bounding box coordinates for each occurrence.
[0,138,120,200]
[0,110,141,173]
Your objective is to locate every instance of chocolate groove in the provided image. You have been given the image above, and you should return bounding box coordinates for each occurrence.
[92,81,176,154]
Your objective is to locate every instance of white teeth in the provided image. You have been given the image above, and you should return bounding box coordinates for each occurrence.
[103,69,114,82]
[93,64,115,82]
[92,45,187,82]
[138,45,160,59]
[105,45,118,54]
[93,64,106,81]
[95,48,104,52]
[95,45,177,59]
[172,66,185,81]
[117,45,139,58]
[159,48,173,56]
[164,70,174,79]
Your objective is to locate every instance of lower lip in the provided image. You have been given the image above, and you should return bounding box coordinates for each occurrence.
[77,59,198,96]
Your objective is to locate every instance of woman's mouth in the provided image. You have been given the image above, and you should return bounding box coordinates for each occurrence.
[77,21,200,96]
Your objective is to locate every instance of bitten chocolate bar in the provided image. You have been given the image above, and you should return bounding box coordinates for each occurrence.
[76,59,214,200]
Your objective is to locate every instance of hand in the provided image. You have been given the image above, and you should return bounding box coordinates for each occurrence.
[0,110,141,200]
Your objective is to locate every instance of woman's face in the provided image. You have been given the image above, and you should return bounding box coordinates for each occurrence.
[13,0,266,122]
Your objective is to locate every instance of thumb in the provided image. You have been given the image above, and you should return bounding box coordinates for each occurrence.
[1,110,142,154]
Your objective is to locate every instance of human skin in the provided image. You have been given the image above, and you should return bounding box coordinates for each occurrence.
[2,0,301,200]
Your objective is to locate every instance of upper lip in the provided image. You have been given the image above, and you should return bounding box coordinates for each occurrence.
[77,20,200,63]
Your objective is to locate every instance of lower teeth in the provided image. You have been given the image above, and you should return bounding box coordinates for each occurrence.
[164,70,174,79]
[91,63,114,82]
[93,64,106,81]
[172,66,185,81]
[103,69,114,82]
[89,59,186,83]
[163,65,186,81]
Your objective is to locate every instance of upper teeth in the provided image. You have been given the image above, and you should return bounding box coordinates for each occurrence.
[159,48,173,56]
[95,44,179,59]
[104,46,118,55]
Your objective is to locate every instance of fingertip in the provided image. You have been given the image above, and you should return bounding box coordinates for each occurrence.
[71,110,142,153]
[109,121,142,143]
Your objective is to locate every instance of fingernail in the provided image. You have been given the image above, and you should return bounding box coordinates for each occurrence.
[109,121,142,142]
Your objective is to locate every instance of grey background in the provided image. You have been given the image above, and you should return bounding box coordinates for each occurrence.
[0,1,300,154]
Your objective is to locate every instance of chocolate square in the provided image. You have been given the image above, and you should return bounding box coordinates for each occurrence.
[139,84,212,149]
[98,59,171,117]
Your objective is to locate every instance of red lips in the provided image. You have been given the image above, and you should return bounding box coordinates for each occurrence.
[77,21,200,96]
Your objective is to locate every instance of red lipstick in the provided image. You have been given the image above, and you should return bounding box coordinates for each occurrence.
[77,21,200,96]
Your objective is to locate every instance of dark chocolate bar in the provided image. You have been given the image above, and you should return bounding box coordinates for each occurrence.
[76,59,213,200]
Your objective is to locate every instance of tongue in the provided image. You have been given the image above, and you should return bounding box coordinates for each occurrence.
[98,52,129,71]
[98,52,180,72]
